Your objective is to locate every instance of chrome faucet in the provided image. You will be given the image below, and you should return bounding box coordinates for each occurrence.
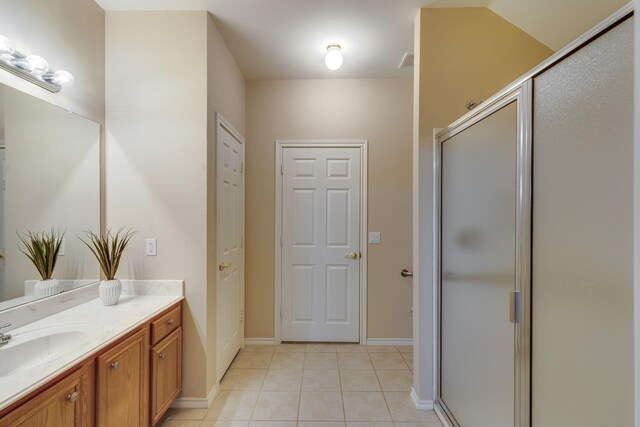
[0,323,12,347]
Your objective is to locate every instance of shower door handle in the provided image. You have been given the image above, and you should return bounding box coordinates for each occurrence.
[509,291,521,324]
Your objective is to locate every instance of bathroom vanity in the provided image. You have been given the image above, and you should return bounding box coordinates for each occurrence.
[0,288,183,427]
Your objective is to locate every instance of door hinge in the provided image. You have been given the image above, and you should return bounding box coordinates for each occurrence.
[240,310,244,323]
[240,235,244,249]
[280,308,283,319]
[240,161,244,174]
[280,236,283,247]
[280,165,283,175]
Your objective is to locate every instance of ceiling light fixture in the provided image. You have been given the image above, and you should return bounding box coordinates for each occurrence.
[325,44,343,71]
[0,35,73,93]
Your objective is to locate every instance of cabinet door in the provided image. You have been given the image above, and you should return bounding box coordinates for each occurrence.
[96,328,149,427]
[151,328,182,426]
[0,363,93,427]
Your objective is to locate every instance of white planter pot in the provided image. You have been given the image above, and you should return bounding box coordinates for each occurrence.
[99,279,122,306]
[34,279,60,297]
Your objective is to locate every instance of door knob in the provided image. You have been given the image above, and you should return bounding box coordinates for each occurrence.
[219,262,232,271]
[345,252,359,260]
[66,391,79,403]
[401,269,413,277]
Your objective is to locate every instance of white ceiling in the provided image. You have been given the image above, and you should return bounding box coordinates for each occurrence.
[95,0,629,79]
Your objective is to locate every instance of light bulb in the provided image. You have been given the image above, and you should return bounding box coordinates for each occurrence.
[52,70,74,86]
[25,55,49,76]
[325,44,343,71]
[0,36,14,55]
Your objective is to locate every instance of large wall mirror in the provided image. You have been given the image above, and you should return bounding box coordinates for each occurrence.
[0,84,100,311]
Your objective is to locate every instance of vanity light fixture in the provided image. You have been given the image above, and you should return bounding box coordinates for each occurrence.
[325,44,343,71]
[0,35,74,93]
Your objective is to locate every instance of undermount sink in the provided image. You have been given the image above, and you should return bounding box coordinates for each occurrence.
[0,324,96,378]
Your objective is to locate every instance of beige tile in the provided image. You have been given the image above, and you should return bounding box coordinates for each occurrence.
[248,422,297,427]
[158,420,202,427]
[205,391,259,420]
[269,352,305,370]
[243,345,276,353]
[367,346,399,353]
[338,353,373,370]
[306,344,338,353]
[401,353,413,372]
[251,391,300,421]
[347,423,394,427]
[164,407,208,420]
[394,422,443,427]
[342,392,392,421]
[275,343,307,352]
[262,370,303,391]
[302,369,341,391]
[376,370,413,392]
[201,422,250,427]
[299,391,344,421]
[299,423,346,427]
[370,353,409,370]
[233,352,273,369]
[305,352,338,370]
[396,346,413,353]
[221,369,268,391]
[340,369,381,391]
[384,393,441,422]
[336,344,367,353]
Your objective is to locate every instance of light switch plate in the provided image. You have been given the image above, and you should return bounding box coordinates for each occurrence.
[145,238,157,256]
[368,232,381,244]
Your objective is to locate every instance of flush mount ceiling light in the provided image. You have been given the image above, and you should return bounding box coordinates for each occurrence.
[0,35,74,93]
[325,44,343,71]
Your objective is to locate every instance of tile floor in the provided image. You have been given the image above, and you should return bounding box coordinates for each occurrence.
[159,343,443,427]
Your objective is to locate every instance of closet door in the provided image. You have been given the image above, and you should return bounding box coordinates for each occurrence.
[438,101,518,427]
[531,17,634,427]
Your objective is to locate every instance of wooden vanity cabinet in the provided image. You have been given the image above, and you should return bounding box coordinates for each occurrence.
[150,328,182,425]
[0,362,94,427]
[0,302,182,427]
[96,328,149,427]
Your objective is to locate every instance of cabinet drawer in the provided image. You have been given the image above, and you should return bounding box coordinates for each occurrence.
[150,328,182,425]
[151,305,181,345]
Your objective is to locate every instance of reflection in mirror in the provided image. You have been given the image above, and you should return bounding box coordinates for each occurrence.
[0,85,100,311]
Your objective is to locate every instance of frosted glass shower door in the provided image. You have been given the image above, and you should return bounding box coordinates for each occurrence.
[439,101,517,427]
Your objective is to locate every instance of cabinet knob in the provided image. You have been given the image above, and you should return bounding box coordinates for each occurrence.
[66,391,79,403]
[111,361,120,370]
[159,352,167,360]
[166,319,174,326]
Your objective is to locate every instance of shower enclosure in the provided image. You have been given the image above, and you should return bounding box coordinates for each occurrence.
[433,6,634,427]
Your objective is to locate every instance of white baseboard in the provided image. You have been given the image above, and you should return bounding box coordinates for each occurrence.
[366,338,413,346]
[171,384,219,409]
[410,387,434,410]
[245,338,276,345]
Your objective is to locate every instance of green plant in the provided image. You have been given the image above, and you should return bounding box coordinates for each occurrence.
[79,228,135,281]
[18,229,64,281]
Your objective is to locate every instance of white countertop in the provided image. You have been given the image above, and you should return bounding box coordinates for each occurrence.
[0,292,183,411]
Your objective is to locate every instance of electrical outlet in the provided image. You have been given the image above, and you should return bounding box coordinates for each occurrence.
[368,232,381,244]
[59,238,66,256]
[145,238,157,256]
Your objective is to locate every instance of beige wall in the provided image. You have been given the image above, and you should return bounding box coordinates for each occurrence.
[245,79,413,340]
[205,12,246,392]
[0,0,105,124]
[106,11,209,398]
[412,7,553,402]
[107,11,245,400]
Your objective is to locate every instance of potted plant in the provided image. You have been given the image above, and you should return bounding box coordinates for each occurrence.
[18,229,64,297]
[80,228,135,306]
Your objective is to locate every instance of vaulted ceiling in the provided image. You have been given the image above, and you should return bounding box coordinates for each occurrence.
[95,0,629,79]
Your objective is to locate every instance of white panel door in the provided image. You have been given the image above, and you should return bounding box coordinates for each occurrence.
[281,147,361,342]
[216,118,244,382]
